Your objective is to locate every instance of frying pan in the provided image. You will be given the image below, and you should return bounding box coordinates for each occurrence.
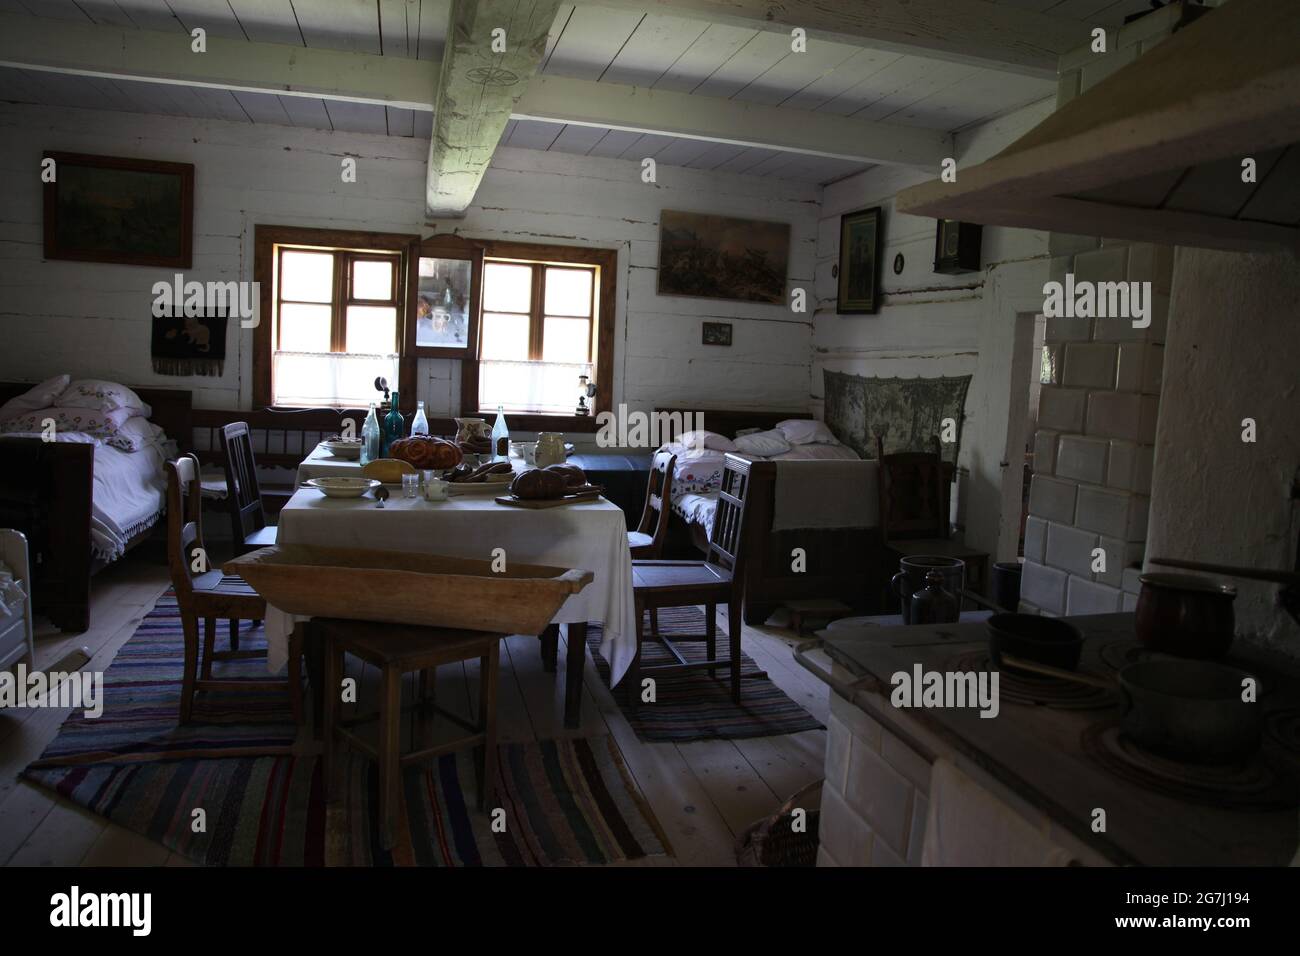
[986,613,1083,670]
[1000,653,1262,764]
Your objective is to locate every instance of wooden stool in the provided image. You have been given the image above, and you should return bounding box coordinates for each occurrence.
[315,618,504,850]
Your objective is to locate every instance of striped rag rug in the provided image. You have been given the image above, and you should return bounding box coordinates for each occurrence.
[586,606,824,743]
[22,593,670,866]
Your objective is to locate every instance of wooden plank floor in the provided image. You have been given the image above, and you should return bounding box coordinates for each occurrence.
[0,556,828,867]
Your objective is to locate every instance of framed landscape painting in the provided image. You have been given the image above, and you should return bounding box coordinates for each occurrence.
[657,209,789,304]
[837,206,883,314]
[43,152,194,268]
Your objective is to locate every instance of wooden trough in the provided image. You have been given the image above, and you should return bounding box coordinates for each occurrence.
[224,544,593,636]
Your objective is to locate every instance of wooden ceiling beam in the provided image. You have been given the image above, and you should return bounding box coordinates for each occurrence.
[579,0,1089,78]
[0,12,435,109]
[514,74,950,168]
[425,0,564,218]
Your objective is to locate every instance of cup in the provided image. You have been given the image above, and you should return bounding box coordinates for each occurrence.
[423,478,449,501]
[402,473,420,498]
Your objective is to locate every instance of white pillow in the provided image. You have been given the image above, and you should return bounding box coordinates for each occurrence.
[771,443,861,461]
[677,429,737,453]
[776,418,838,445]
[733,429,791,457]
[56,379,151,417]
[0,375,70,421]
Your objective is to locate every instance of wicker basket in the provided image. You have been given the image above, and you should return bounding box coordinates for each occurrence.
[735,779,823,867]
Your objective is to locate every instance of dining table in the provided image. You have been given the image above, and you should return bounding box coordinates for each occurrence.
[264,446,637,728]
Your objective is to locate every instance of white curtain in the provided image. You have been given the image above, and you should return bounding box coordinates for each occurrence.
[273,351,399,407]
[479,359,592,415]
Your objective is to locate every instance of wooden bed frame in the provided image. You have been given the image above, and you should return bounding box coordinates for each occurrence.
[654,407,883,624]
[0,383,192,632]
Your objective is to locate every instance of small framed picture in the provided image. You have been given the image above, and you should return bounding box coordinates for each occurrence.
[702,321,732,346]
[837,206,883,314]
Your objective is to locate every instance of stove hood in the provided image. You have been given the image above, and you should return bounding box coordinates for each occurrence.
[896,0,1300,253]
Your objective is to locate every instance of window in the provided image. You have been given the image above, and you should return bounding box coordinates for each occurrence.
[462,242,615,428]
[254,226,417,407]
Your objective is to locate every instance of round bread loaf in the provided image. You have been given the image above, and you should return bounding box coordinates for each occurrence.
[511,467,568,500]
[545,463,587,488]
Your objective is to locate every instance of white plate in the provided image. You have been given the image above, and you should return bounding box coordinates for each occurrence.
[320,440,362,460]
[306,477,380,498]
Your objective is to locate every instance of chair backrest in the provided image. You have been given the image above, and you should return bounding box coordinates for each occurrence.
[634,449,677,552]
[707,454,755,579]
[219,421,266,547]
[164,453,206,609]
[876,435,948,541]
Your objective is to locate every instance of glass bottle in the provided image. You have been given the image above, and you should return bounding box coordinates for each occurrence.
[361,403,380,465]
[411,400,430,437]
[381,390,404,457]
[491,404,509,461]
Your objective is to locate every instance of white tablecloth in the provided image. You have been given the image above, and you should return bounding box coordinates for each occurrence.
[295,444,366,485]
[263,487,637,686]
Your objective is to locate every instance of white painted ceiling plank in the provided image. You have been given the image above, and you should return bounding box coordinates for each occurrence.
[232,88,293,124]
[887,67,1054,130]
[386,105,416,136]
[324,99,389,134]
[413,110,433,137]
[547,122,610,153]
[584,127,643,157]
[683,141,748,169]
[651,136,715,166]
[857,58,981,123]
[649,22,755,93]
[715,145,782,174]
[225,0,303,45]
[164,0,249,40]
[507,118,566,150]
[597,13,707,86]
[731,36,860,107]
[110,0,183,32]
[186,84,252,122]
[279,94,334,129]
[16,0,88,22]
[378,0,415,57]
[619,131,677,159]
[415,0,449,60]
[74,1,138,28]
[542,4,644,81]
[292,0,383,55]
[690,30,791,98]
[779,46,900,111]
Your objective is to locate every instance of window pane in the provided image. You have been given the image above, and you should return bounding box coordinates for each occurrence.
[543,316,590,363]
[345,305,397,354]
[479,359,591,415]
[278,303,331,352]
[352,259,394,301]
[544,267,593,317]
[483,262,532,313]
[280,250,334,303]
[480,312,530,360]
[274,352,399,407]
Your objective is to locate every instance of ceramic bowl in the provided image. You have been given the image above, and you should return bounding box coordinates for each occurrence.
[306,477,380,499]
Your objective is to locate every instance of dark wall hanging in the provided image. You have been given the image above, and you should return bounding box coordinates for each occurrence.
[837,206,883,314]
[657,209,790,305]
[933,219,983,275]
[701,321,732,346]
[152,311,228,376]
[43,152,194,268]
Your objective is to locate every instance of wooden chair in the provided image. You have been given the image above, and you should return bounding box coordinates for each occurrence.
[317,618,503,850]
[165,454,301,724]
[875,435,989,596]
[628,449,676,559]
[629,454,755,708]
[220,422,278,557]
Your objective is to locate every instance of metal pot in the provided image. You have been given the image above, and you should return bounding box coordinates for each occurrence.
[1135,572,1236,659]
[891,555,964,624]
[1000,653,1262,764]
[987,613,1083,670]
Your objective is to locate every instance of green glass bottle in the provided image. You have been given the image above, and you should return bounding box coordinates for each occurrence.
[381,391,404,457]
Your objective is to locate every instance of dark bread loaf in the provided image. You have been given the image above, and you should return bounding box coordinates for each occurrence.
[511,467,568,500]
[545,463,587,488]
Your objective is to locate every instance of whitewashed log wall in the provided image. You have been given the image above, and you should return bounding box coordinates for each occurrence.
[0,100,818,426]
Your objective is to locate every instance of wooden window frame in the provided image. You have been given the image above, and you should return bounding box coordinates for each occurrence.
[461,241,616,433]
[253,225,419,411]
[404,233,484,360]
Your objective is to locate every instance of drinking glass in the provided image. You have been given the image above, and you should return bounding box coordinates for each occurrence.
[402,473,420,498]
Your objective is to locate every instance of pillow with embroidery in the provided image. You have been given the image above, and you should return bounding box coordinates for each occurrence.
[105,417,167,453]
[55,379,151,417]
[0,375,70,421]
[0,405,133,438]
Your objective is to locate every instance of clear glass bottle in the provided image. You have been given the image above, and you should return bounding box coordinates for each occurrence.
[381,390,404,457]
[491,404,509,461]
[361,403,380,464]
[411,400,430,436]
